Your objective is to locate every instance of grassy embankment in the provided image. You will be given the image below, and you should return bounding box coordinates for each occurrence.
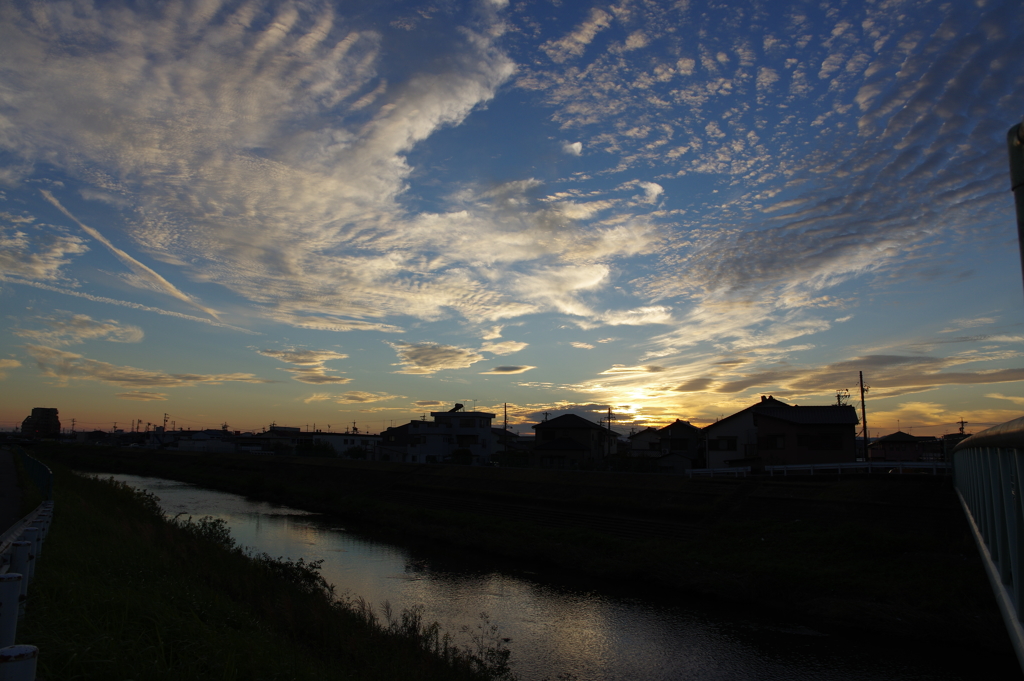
[44,444,1013,657]
[13,455,515,681]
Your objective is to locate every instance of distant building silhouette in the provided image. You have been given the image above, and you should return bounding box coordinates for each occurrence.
[704,395,859,468]
[21,408,60,438]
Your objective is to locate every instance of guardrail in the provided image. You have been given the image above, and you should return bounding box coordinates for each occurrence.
[953,416,1024,675]
[0,451,54,681]
[686,460,952,478]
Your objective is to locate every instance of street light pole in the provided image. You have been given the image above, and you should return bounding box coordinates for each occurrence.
[1008,122,1024,298]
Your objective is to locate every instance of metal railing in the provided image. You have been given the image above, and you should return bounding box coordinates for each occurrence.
[953,415,1024,674]
[0,451,54,681]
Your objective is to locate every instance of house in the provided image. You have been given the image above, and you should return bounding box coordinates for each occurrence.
[704,396,859,468]
[656,419,703,468]
[868,431,943,462]
[628,427,661,457]
[532,413,617,470]
[306,431,380,458]
[381,404,497,465]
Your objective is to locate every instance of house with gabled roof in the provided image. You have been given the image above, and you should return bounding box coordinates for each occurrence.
[704,395,859,468]
[533,413,617,470]
[868,430,942,462]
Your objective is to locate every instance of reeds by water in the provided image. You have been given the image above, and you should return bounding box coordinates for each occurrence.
[17,463,516,681]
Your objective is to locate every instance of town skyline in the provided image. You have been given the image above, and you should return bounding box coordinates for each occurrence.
[2,0,1023,438]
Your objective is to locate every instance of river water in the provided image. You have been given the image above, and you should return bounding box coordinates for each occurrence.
[103,473,1005,680]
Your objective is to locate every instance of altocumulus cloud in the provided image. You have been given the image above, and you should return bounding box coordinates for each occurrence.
[0,360,21,379]
[25,345,270,388]
[388,342,485,374]
[0,0,536,330]
[15,312,143,346]
[480,365,536,375]
[116,391,168,401]
[257,349,351,385]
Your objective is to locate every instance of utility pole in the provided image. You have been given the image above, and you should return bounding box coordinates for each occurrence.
[959,418,968,435]
[71,418,76,433]
[607,405,614,460]
[859,371,869,461]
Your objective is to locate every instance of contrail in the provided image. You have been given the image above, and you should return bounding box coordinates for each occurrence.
[40,190,220,320]
[1,277,258,335]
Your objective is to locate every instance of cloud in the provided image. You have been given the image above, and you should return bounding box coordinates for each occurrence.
[116,391,168,401]
[481,326,503,340]
[257,349,351,384]
[571,342,595,349]
[1,0,519,330]
[388,341,485,374]
[15,312,143,346]
[0,359,21,379]
[0,221,88,281]
[600,365,667,375]
[0,279,259,333]
[480,365,536,374]
[303,390,402,404]
[331,391,402,404]
[986,393,1024,407]
[40,191,220,319]
[481,340,528,355]
[25,345,270,388]
[940,317,999,333]
[563,141,583,156]
[542,8,613,62]
[636,182,663,204]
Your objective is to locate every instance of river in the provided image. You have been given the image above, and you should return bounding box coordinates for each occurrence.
[102,472,1008,680]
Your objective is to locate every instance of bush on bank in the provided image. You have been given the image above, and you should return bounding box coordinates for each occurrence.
[17,461,515,681]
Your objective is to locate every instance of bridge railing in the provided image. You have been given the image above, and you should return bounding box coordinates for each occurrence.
[0,450,54,681]
[953,416,1024,673]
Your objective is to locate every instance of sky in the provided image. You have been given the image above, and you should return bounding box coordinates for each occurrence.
[1,0,1023,438]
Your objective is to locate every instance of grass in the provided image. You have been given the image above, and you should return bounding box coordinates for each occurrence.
[16,460,516,681]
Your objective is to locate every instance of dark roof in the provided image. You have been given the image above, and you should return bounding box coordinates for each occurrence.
[629,426,659,439]
[657,419,700,434]
[872,430,931,443]
[754,406,859,425]
[702,396,792,430]
[533,414,607,431]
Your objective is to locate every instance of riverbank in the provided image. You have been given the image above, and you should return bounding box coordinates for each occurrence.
[39,444,1015,659]
[14,457,516,681]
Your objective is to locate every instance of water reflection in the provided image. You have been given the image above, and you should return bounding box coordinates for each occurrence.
[102,473,991,681]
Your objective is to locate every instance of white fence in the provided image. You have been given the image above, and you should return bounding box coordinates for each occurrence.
[0,452,54,681]
[687,460,952,478]
[952,415,1024,676]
